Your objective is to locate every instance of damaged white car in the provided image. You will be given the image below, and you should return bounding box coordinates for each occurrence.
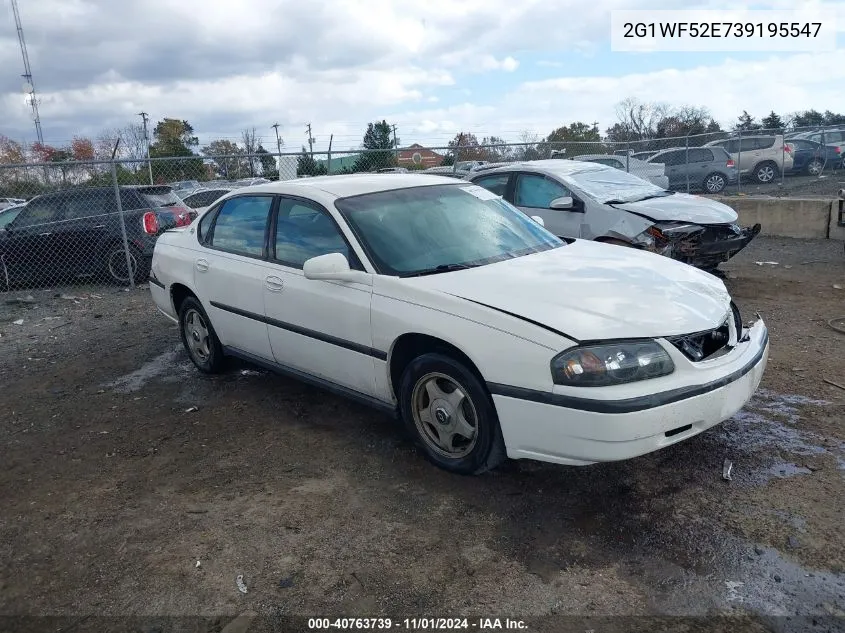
[468,159,761,271]
[148,174,768,475]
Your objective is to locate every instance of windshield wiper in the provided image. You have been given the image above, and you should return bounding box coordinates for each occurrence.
[405,263,480,277]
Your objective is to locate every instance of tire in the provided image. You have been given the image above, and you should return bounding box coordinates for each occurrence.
[754,161,778,183]
[103,243,149,285]
[178,296,225,374]
[806,158,824,176]
[703,172,727,194]
[399,353,505,475]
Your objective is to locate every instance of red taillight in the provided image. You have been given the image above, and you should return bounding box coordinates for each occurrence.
[783,144,792,153]
[836,147,841,154]
[726,159,735,168]
[170,206,193,227]
[142,211,159,235]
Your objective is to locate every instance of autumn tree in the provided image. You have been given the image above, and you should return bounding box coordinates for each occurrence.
[0,136,27,189]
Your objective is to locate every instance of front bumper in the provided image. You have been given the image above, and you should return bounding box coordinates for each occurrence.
[490,318,768,466]
[648,223,761,269]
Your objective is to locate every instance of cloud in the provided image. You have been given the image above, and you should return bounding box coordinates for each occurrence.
[1,0,843,151]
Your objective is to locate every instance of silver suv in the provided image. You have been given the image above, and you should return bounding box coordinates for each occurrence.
[704,135,793,183]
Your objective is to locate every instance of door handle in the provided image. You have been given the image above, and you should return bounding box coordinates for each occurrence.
[195,258,209,272]
[265,275,284,292]
[38,232,52,236]
[93,224,105,229]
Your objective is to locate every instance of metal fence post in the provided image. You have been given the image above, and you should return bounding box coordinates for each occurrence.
[685,135,690,194]
[626,137,630,173]
[736,129,742,194]
[110,141,135,290]
[781,130,786,186]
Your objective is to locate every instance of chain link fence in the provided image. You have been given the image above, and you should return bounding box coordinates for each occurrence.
[1,125,842,300]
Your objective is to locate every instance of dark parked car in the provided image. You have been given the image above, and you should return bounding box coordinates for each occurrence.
[0,185,194,289]
[785,138,842,175]
[647,146,738,193]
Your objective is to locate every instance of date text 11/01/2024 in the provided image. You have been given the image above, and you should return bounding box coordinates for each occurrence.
[622,21,822,38]
[307,618,528,630]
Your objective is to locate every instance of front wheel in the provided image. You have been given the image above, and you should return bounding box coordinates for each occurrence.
[806,158,824,176]
[179,297,225,374]
[399,353,505,475]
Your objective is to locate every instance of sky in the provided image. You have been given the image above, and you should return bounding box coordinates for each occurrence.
[1,0,844,154]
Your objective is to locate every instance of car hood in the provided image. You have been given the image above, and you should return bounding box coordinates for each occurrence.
[406,241,732,341]
[614,193,738,224]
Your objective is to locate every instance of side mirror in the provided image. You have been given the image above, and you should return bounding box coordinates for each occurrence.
[530,215,545,227]
[303,252,370,284]
[549,196,574,210]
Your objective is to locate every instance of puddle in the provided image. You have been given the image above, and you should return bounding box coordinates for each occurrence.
[103,346,185,393]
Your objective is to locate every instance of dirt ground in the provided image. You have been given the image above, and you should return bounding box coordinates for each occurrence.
[1,237,844,633]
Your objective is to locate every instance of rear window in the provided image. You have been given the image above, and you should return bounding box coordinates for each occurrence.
[137,187,182,208]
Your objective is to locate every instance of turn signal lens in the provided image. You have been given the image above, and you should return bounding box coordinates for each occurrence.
[551,341,675,387]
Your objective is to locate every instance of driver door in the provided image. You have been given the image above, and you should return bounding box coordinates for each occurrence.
[263,196,378,397]
[512,172,582,238]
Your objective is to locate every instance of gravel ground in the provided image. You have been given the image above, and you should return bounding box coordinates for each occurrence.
[685,172,845,198]
[1,238,844,633]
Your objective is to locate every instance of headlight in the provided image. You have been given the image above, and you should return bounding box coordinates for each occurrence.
[551,341,675,387]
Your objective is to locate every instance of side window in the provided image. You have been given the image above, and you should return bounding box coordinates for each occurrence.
[739,137,759,152]
[755,137,775,150]
[208,195,273,257]
[514,174,571,209]
[274,198,351,269]
[721,140,739,154]
[197,203,218,242]
[689,148,713,163]
[658,151,681,166]
[11,197,61,228]
[65,190,113,219]
[472,174,509,197]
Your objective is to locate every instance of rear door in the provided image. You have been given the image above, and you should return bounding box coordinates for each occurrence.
[686,148,714,186]
[192,194,276,359]
[1,195,66,284]
[657,150,684,187]
[61,189,115,276]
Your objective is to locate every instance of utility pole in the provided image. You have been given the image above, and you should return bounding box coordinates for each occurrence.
[305,123,314,157]
[327,134,333,174]
[11,0,43,145]
[271,123,283,180]
[391,124,399,165]
[138,111,153,184]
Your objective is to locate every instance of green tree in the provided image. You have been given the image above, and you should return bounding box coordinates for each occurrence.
[353,120,397,171]
[296,147,327,177]
[792,109,824,128]
[761,111,784,131]
[255,145,277,178]
[706,119,722,133]
[149,118,204,182]
[538,122,602,157]
[734,110,761,132]
[202,139,245,178]
[822,110,845,126]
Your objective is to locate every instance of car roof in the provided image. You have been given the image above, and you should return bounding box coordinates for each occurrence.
[466,159,609,178]
[235,173,462,198]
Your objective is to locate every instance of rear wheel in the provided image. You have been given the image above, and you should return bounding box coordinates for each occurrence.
[103,243,149,284]
[703,172,727,193]
[399,353,505,475]
[754,161,778,183]
[179,297,225,374]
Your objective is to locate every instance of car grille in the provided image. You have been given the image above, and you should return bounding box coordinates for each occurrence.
[667,319,731,362]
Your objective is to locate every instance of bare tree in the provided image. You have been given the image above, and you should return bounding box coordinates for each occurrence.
[117,123,149,164]
[241,127,260,176]
[613,97,670,141]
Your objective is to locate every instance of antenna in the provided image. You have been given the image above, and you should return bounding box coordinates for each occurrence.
[11,0,44,144]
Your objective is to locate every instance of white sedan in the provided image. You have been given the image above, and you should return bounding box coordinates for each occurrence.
[148,174,769,474]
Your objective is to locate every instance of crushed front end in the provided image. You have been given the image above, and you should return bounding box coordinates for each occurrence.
[634,221,761,270]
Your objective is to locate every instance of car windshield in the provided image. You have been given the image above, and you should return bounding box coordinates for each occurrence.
[561,167,671,204]
[0,206,23,228]
[335,183,563,277]
[138,187,183,208]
